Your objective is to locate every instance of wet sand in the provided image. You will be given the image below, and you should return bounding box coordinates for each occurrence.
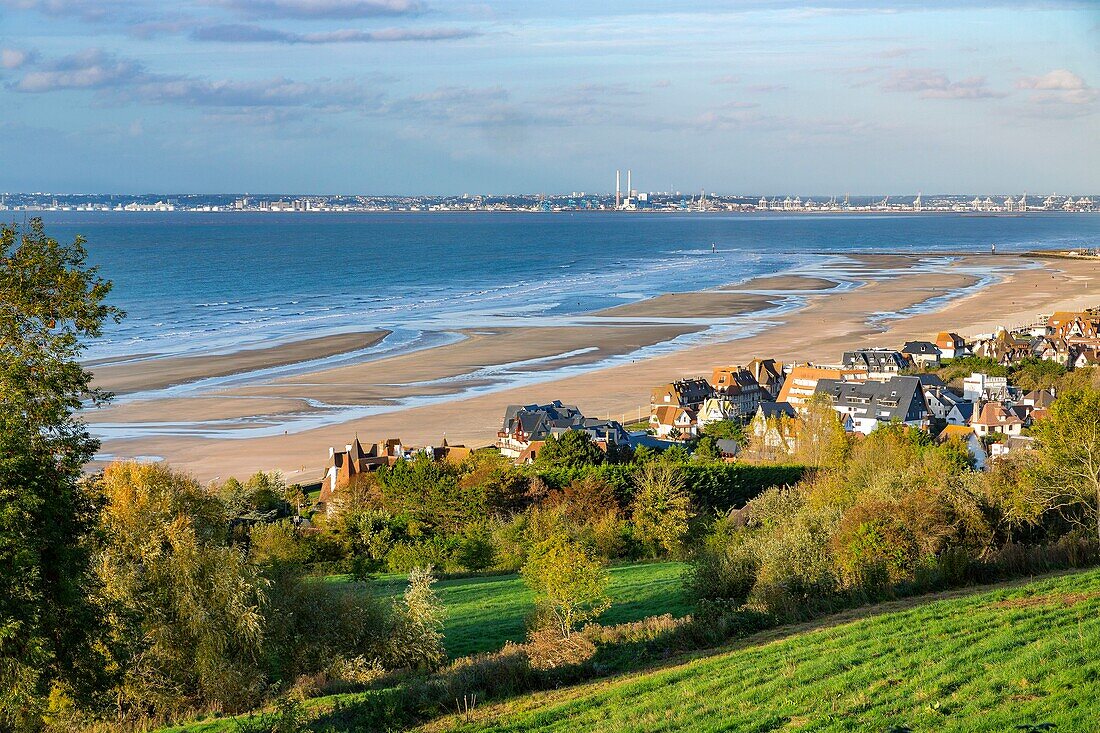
[723,275,838,291]
[86,254,1099,484]
[595,292,778,318]
[92,331,390,395]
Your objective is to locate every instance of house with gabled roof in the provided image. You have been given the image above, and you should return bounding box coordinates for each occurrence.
[746,357,785,399]
[1047,310,1100,340]
[842,348,911,380]
[901,340,941,367]
[707,366,765,419]
[319,437,409,512]
[972,327,1031,365]
[650,405,698,440]
[651,377,713,410]
[935,332,967,359]
[777,365,867,408]
[748,402,800,456]
[497,400,629,458]
[938,424,987,470]
[814,375,929,435]
[970,401,1024,438]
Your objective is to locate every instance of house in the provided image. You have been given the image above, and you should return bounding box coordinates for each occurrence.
[842,348,911,380]
[901,340,941,367]
[697,396,738,427]
[970,401,1024,438]
[1021,389,1056,409]
[746,357,785,399]
[962,372,1010,402]
[749,402,799,455]
[945,400,976,426]
[777,365,867,408]
[938,424,987,470]
[1072,346,1100,369]
[814,375,930,435]
[1047,310,1100,340]
[650,377,713,410]
[922,382,973,425]
[650,405,698,440]
[972,327,1031,365]
[497,401,629,458]
[935,332,967,359]
[707,366,765,419]
[989,435,1037,461]
[319,437,409,512]
[1031,336,1071,365]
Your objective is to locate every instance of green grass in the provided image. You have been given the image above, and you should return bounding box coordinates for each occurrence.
[330,561,690,659]
[432,567,1100,733]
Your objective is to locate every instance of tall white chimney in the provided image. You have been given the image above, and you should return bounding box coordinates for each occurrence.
[627,169,632,197]
[615,169,621,209]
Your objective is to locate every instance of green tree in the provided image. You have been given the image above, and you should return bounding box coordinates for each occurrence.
[631,462,694,557]
[1030,388,1100,542]
[95,462,268,719]
[522,533,610,637]
[383,566,446,671]
[534,430,604,469]
[0,218,122,729]
[794,394,848,469]
[701,419,745,443]
[693,435,722,462]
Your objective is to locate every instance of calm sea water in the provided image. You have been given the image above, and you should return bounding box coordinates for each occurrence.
[23,211,1100,361]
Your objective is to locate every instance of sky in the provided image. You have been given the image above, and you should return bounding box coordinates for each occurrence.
[1,0,1098,195]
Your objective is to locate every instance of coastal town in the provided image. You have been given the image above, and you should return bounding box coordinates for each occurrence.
[4,190,1098,214]
[314,307,1100,505]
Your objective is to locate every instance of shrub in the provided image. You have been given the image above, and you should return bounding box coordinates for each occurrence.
[383,567,446,672]
[631,463,693,558]
[522,533,610,637]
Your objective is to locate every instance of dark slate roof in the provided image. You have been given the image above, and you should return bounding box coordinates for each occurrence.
[901,341,940,356]
[757,402,797,419]
[915,373,947,388]
[815,376,927,423]
[716,439,741,456]
[842,348,910,372]
[950,401,975,421]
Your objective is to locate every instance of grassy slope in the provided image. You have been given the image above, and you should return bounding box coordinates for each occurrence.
[430,568,1100,733]
[331,561,690,659]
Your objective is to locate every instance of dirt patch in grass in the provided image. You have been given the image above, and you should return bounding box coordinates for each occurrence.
[993,592,1099,609]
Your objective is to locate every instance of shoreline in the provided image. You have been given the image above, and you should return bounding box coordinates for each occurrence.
[84,252,1100,483]
[91,330,391,395]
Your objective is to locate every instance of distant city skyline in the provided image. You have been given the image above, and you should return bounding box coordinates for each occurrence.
[1,0,1097,194]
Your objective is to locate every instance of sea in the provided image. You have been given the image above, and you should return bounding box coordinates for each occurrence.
[22,211,1100,363]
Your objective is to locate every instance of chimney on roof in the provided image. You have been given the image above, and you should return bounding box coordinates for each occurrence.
[345,444,353,454]
[329,446,335,458]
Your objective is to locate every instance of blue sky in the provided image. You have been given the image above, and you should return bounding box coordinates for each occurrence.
[1,0,1097,194]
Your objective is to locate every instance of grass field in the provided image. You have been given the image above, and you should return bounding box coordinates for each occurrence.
[428,568,1100,733]
[331,561,691,658]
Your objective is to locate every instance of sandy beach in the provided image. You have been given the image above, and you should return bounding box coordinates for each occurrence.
[87,254,1098,483]
[92,331,390,395]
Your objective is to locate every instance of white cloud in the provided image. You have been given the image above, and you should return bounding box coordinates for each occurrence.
[881,68,1004,99]
[1,48,34,69]
[1016,69,1097,106]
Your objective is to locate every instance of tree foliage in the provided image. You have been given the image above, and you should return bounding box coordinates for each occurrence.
[1030,388,1100,541]
[534,430,605,469]
[522,534,610,637]
[96,462,268,719]
[0,218,122,730]
[631,462,694,557]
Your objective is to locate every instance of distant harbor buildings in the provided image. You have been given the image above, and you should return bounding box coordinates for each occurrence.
[1,188,1096,215]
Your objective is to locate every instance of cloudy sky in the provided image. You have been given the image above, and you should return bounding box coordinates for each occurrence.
[1,0,1097,194]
